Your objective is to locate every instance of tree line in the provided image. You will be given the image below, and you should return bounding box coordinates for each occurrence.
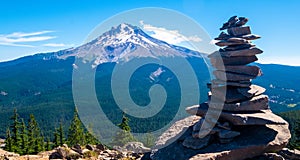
[4,107,99,155]
[3,107,153,155]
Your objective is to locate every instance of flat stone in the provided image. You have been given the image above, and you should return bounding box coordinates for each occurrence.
[223,44,255,51]
[220,16,238,30]
[212,79,252,87]
[182,135,211,150]
[213,70,258,81]
[193,118,204,132]
[278,148,300,160]
[150,124,290,160]
[237,85,266,97]
[228,16,238,26]
[211,95,269,112]
[154,115,200,149]
[217,122,232,130]
[255,153,285,160]
[218,129,240,139]
[215,39,249,47]
[235,17,248,27]
[215,65,262,77]
[219,138,234,144]
[211,47,263,57]
[228,26,251,36]
[211,86,249,103]
[186,104,286,125]
[239,34,261,40]
[211,85,265,103]
[192,127,220,139]
[210,55,258,66]
[218,129,241,144]
[215,32,232,40]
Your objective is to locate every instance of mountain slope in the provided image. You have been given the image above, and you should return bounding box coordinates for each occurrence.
[0,24,299,139]
[0,24,209,138]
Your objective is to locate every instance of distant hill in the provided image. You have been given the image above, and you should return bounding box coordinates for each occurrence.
[254,63,300,112]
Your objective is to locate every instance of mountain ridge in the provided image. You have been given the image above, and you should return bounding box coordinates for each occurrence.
[0,23,299,139]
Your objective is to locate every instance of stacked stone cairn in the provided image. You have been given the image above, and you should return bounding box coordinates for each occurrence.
[149,16,291,160]
[184,16,289,150]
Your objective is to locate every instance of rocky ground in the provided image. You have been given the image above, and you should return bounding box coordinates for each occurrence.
[0,142,150,160]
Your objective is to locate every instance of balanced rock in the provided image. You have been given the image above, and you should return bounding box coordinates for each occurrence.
[215,32,232,40]
[220,16,239,30]
[215,65,262,77]
[210,55,258,66]
[217,47,263,57]
[228,26,251,36]
[215,39,249,47]
[211,85,266,103]
[186,104,286,125]
[223,43,255,51]
[239,34,261,40]
[213,70,258,81]
[149,16,291,160]
[235,17,249,27]
[212,79,252,87]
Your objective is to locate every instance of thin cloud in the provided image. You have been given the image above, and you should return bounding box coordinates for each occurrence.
[139,21,202,45]
[0,30,56,47]
[42,43,73,47]
[6,30,54,38]
[0,42,35,47]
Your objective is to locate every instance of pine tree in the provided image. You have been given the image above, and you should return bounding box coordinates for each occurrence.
[84,123,100,145]
[58,122,65,146]
[53,122,65,147]
[20,119,28,154]
[10,108,22,153]
[46,137,51,151]
[27,114,43,154]
[67,107,85,146]
[53,129,60,147]
[111,113,136,146]
[289,120,300,149]
[4,127,13,152]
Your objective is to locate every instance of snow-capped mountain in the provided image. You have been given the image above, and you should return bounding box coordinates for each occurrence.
[57,23,203,67]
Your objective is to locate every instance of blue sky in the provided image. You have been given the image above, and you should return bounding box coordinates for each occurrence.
[0,0,299,66]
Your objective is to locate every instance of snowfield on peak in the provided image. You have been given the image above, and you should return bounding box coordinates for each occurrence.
[57,23,203,67]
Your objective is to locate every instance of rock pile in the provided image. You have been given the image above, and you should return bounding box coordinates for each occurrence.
[185,15,289,149]
[150,16,291,160]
